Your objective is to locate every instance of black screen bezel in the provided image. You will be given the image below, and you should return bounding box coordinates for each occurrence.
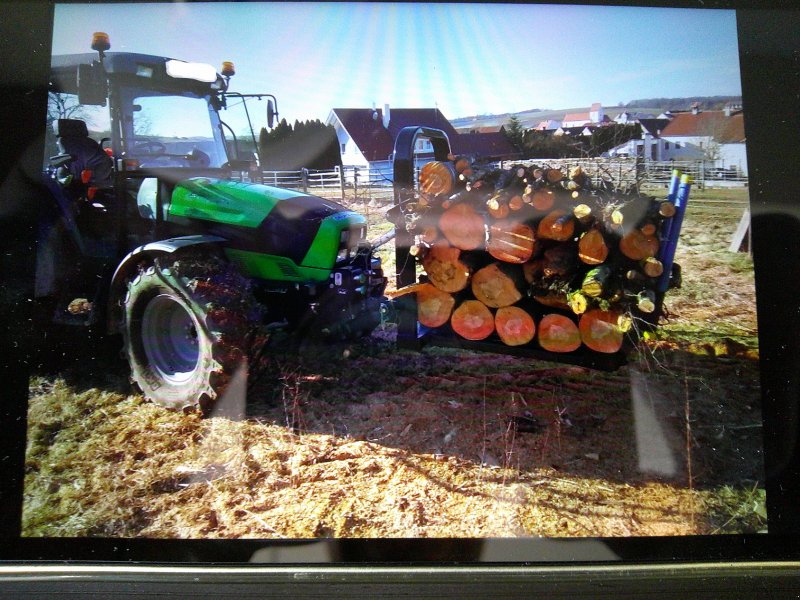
[1,0,799,568]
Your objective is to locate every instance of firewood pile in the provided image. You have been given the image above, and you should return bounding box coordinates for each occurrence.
[389,156,683,356]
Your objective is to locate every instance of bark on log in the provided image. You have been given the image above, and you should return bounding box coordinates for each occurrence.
[581,266,613,298]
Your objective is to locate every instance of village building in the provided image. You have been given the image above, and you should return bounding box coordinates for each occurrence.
[605,118,671,159]
[326,105,518,180]
[532,119,561,131]
[658,104,746,174]
[561,102,607,128]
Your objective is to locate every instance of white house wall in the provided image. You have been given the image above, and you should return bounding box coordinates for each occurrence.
[660,135,710,161]
[719,143,748,175]
[332,122,370,169]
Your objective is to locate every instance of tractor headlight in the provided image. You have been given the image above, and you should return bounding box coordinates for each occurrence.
[337,247,349,263]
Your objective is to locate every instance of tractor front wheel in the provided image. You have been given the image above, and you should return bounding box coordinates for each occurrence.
[122,254,264,413]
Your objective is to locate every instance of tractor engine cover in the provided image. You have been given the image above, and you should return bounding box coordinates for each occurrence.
[166,177,368,283]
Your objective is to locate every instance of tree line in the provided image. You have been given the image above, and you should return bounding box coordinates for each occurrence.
[258,119,341,170]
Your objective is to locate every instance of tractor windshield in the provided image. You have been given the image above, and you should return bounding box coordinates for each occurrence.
[120,87,228,168]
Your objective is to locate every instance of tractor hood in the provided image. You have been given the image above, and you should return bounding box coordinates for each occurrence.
[165,178,367,281]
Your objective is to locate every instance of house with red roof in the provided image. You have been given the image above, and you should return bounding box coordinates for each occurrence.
[659,104,747,174]
[561,102,606,128]
[532,119,561,131]
[326,105,517,181]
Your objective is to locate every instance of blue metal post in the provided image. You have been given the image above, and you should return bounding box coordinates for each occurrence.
[657,173,692,293]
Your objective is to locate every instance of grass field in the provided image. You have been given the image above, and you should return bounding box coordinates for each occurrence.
[22,185,765,539]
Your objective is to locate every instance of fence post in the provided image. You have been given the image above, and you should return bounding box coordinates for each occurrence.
[700,160,705,190]
[338,166,345,202]
[353,167,359,202]
[301,168,308,193]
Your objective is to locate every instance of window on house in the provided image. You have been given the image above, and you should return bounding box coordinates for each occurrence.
[665,142,670,150]
[675,142,681,149]
[341,143,346,154]
[699,141,704,149]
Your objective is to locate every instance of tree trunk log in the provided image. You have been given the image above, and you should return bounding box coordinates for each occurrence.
[439,202,486,250]
[416,283,456,328]
[421,242,472,293]
[579,309,625,354]
[495,305,536,346]
[577,228,609,265]
[488,220,536,264]
[537,209,575,242]
[471,262,524,308]
[538,313,582,353]
[619,229,660,261]
[419,161,456,196]
[451,300,495,340]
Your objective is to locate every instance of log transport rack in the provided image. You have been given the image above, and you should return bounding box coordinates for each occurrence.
[390,126,634,371]
[390,127,691,371]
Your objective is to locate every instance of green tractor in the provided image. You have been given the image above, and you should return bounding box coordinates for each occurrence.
[38,34,386,413]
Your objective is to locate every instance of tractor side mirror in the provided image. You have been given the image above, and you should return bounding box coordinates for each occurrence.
[267,99,276,129]
[77,62,107,106]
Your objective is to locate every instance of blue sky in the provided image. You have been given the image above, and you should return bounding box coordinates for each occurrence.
[52,2,742,125]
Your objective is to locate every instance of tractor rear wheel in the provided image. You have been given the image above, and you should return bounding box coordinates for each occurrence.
[122,253,265,414]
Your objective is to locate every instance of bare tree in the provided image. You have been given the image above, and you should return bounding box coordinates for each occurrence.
[45,93,88,158]
[47,92,86,125]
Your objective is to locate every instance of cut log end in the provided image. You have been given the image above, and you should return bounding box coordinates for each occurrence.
[419,161,456,196]
[619,229,660,261]
[471,263,523,308]
[439,203,486,250]
[488,221,536,264]
[537,210,575,242]
[578,229,609,265]
[495,305,536,346]
[579,309,625,354]
[538,313,582,353]
[416,283,456,328]
[451,300,495,341]
[421,243,472,293]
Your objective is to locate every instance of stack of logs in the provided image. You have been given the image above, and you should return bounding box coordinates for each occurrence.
[390,156,679,355]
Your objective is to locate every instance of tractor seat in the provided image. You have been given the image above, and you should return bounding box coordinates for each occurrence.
[53,118,114,189]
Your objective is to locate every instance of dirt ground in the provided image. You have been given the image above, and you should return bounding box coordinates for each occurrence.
[22,187,765,539]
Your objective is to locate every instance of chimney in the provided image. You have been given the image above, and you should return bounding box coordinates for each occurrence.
[691,102,701,115]
[382,104,391,129]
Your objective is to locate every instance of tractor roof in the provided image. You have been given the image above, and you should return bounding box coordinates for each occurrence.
[50,52,224,94]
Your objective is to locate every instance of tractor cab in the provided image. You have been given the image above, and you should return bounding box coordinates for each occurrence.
[39,34,279,322]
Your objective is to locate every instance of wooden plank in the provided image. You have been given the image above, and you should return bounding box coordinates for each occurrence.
[728,208,751,253]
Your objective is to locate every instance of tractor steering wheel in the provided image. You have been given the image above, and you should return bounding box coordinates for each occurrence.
[133,140,168,155]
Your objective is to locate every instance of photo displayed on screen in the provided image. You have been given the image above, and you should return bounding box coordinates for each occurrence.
[25,2,763,542]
